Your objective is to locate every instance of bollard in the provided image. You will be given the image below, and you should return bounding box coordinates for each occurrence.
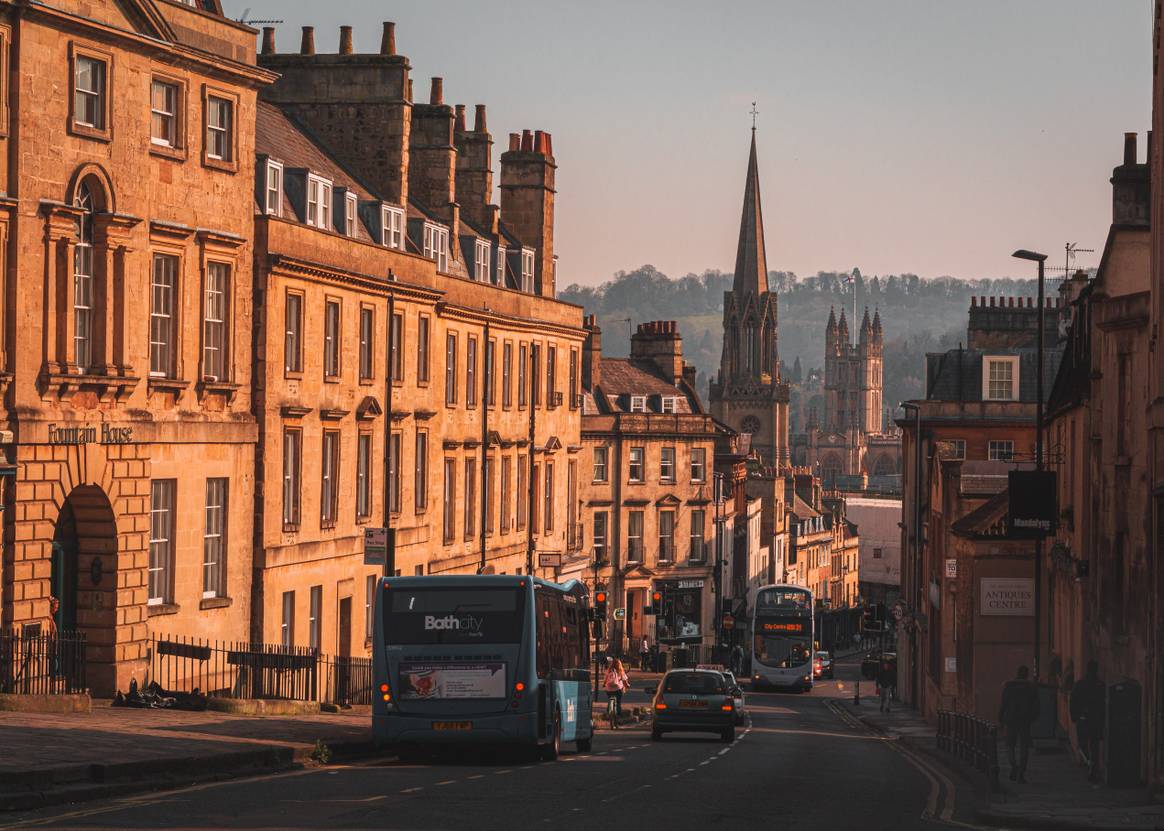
[853,677,860,706]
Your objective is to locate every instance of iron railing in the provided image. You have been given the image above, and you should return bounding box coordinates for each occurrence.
[937,709,1000,789]
[0,629,87,695]
[148,636,371,704]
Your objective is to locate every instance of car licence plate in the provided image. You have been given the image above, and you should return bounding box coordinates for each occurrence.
[679,700,707,708]
[431,721,472,731]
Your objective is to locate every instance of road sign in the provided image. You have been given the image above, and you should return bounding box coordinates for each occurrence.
[363,527,388,565]
[538,552,561,568]
[945,559,958,579]
[613,608,626,620]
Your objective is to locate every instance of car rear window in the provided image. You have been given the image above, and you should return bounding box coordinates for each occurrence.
[663,672,725,695]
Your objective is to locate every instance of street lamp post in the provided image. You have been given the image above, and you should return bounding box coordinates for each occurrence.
[713,471,726,660]
[899,401,922,709]
[1012,249,1047,681]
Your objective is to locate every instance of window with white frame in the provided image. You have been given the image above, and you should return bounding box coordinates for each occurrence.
[281,590,295,647]
[988,440,1014,461]
[475,240,491,283]
[74,55,106,130]
[285,292,302,373]
[423,223,449,271]
[282,428,301,527]
[203,478,227,598]
[496,245,507,285]
[417,316,430,383]
[464,458,477,540]
[265,160,283,216]
[443,458,456,543]
[593,446,609,482]
[660,396,678,414]
[381,206,404,249]
[660,447,676,482]
[388,432,401,514]
[148,480,175,605]
[306,175,332,229]
[203,262,229,381]
[947,439,967,460]
[344,192,358,238]
[73,185,95,373]
[150,79,179,147]
[150,254,178,378]
[357,433,372,520]
[308,585,322,650]
[360,306,375,382]
[630,395,647,413]
[321,430,340,526]
[593,511,608,563]
[543,461,554,533]
[520,249,535,293]
[629,447,645,482]
[689,509,706,561]
[324,299,340,378]
[205,94,233,161]
[445,333,457,405]
[365,574,376,638]
[415,431,429,512]
[690,447,706,482]
[983,356,1019,401]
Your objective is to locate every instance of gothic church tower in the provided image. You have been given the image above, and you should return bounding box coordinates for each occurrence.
[710,130,790,466]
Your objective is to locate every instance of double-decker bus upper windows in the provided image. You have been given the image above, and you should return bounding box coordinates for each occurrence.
[385,587,524,644]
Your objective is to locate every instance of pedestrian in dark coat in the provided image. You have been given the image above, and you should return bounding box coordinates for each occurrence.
[1070,660,1105,783]
[998,665,1040,783]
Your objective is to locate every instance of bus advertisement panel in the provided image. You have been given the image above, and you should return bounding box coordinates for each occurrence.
[372,575,593,759]
[751,585,814,691]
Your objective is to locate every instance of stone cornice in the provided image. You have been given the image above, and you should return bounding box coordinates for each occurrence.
[268,254,443,302]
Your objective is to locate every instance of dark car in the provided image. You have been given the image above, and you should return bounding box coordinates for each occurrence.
[813,651,834,680]
[647,669,736,742]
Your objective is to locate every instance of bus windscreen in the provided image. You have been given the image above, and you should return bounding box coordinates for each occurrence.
[754,628,812,668]
[384,587,525,644]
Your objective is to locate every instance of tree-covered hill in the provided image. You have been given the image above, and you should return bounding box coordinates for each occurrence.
[560,266,1042,409]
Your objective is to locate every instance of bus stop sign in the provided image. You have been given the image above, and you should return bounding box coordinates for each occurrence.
[613,608,626,620]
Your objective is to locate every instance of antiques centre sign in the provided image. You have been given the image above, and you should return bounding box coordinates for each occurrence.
[980,577,1034,616]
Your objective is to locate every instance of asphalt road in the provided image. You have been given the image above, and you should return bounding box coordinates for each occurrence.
[1,656,971,831]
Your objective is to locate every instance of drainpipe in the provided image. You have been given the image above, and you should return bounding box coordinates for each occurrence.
[479,317,490,574]
[526,346,537,575]
[384,283,396,579]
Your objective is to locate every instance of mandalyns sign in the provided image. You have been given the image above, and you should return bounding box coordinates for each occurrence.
[980,577,1034,617]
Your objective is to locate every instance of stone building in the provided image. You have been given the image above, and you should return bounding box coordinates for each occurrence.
[1047,132,1155,780]
[580,318,729,662]
[897,294,1064,719]
[709,130,790,468]
[0,0,271,695]
[250,25,585,654]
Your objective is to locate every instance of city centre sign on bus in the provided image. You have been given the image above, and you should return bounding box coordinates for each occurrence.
[980,577,1035,616]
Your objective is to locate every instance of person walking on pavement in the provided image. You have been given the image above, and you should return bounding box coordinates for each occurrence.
[603,658,629,726]
[877,656,895,712]
[639,635,650,671]
[1070,659,1105,783]
[999,665,1040,783]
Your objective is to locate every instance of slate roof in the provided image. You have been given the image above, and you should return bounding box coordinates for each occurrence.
[950,490,1009,538]
[925,346,1063,405]
[584,358,702,415]
[790,495,820,520]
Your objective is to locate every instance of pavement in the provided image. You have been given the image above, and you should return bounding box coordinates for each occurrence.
[848,680,1164,831]
[2,660,949,829]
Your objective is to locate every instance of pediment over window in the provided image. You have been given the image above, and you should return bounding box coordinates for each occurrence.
[655,493,682,507]
[356,396,382,420]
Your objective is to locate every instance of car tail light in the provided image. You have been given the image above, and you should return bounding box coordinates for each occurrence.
[721,703,733,712]
[655,702,667,711]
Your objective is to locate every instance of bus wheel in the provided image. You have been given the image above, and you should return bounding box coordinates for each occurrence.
[541,713,561,761]
[576,734,592,753]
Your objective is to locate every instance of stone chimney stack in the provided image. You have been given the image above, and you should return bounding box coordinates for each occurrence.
[261,26,276,56]
[1112,131,1150,227]
[409,77,458,240]
[630,321,684,384]
[456,104,494,232]
[259,22,411,207]
[583,315,602,389]
[500,128,556,297]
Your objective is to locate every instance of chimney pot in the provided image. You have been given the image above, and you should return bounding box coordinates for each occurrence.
[339,25,354,54]
[261,26,276,55]
[474,104,487,133]
[534,130,545,154]
[1124,131,1137,165]
[1008,297,1014,307]
[455,104,466,132]
[300,26,315,55]
[508,133,520,151]
[430,77,443,105]
[1148,131,1154,162]
[406,78,413,102]
[989,297,995,307]
[971,296,977,307]
[544,133,553,156]
[381,21,396,56]
[521,129,534,152]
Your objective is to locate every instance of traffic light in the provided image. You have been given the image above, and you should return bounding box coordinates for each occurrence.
[594,589,608,619]
[645,589,663,616]
[863,604,879,632]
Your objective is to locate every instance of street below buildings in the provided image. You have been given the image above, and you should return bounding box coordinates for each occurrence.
[0,656,965,830]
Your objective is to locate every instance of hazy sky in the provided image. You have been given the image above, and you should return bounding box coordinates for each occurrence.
[225,1,1152,287]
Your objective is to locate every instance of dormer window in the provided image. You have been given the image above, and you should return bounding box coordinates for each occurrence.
[983,356,1019,401]
[660,396,678,414]
[630,395,647,413]
[264,160,283,217]
[496,245,507,285]
[306,174,332,229]
[343,191,358,238]
[521,248,535,294]
[474,240,491,283]
[423,223,449,272]
[381,206,404,250]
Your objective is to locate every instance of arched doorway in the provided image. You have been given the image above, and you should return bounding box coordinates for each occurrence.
[50,486,119,692]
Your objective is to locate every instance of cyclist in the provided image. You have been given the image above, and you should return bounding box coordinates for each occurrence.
[603,658,629,728]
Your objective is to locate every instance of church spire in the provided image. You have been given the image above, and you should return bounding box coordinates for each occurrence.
[732,130,769,297]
